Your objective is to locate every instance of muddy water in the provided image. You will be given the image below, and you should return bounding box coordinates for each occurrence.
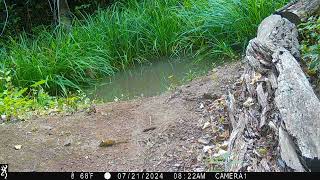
[88,57,216,102]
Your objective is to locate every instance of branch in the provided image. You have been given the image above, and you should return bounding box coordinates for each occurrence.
[0,0,9,36]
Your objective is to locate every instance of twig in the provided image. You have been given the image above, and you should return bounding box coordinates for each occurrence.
[0,0,8,36]
[47,0,53,12]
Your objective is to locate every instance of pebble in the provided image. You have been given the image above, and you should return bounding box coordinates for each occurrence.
[64,139,72,146]
[202,122,211,130]
[194,167,205,172]
[14,145,22,150]
[41,125,53,131]
[1,115,6,121]
[197,138,210,145]
[203,145,215,153]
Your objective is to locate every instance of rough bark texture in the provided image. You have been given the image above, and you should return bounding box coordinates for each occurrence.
[226,0,320,172]
[276,0,320,24]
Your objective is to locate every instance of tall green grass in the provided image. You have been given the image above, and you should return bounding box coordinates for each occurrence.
[0,0,288,95]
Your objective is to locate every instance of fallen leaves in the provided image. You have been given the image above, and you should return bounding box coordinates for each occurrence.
[196,94,232,171]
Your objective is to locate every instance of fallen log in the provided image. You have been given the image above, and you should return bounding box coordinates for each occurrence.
[226,0,320,172]
[275,0,320,24]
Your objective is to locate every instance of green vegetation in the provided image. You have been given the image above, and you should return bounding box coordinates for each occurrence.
[299,16,320,77]
[0,69,91,121]
[1,0,288,95]
[0,0,288,120]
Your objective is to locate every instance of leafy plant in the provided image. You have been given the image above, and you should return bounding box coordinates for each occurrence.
[299,16,320,76]
[0,69,91,121]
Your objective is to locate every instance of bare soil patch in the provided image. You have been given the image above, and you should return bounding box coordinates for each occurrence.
[0,62,242,172]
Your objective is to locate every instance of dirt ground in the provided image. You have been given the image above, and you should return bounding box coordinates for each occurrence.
[0,62,242,172]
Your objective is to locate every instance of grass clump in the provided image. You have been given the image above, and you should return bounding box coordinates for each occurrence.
[1,0,288,95]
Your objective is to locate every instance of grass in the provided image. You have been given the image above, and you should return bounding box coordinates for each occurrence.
[0,0,288,95]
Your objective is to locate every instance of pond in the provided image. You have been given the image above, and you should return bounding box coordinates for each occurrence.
[87,57,217,102]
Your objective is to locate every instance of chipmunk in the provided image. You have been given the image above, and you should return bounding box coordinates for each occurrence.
[99,139,129,147]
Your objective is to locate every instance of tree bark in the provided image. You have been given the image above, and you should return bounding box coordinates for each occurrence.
[275,0,320,24]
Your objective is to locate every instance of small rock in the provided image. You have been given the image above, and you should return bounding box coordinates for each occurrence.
[64,138,72,146]
[41,125,53,131]
[194,167,205,172]
[203,145,215,153]
[14,145,22,150]
[1,115,6,121]
[199,103,204,109]
[197,138,210,145]
[202,122,211,130]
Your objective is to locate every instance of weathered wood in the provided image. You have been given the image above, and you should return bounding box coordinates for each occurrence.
[226,92,237,130]
[276,0,320,24]
[274,49,320,160]
[257,15,300,59]
[279,126,305,172]
[225,113,247,171]
[225,0,320,172]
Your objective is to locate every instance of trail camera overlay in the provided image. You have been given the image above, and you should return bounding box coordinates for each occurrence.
[0,164,8,180]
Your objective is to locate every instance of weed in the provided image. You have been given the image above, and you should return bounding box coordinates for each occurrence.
[0,69,91,121]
